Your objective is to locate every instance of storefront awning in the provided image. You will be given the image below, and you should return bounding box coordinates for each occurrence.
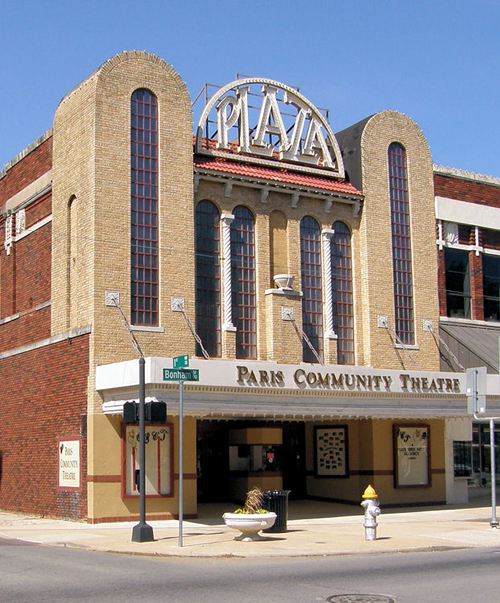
[440,321,499,372]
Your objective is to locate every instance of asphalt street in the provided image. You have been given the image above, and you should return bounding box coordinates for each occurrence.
[1,538,499,602]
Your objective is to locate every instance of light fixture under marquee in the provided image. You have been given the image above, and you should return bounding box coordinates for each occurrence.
[196,78,345,179]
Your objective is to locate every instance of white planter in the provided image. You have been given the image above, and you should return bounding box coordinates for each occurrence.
[223,511,277,541]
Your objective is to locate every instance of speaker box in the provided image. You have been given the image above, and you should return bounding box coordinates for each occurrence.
[145,401,167,423]
[123,401,138,424]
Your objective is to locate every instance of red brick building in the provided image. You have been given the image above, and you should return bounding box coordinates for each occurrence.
[435,165,500,490]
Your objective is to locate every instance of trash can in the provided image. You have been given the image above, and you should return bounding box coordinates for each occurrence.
[262,489,291,533]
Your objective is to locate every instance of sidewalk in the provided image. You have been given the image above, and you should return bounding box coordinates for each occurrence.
[0,500,499,558]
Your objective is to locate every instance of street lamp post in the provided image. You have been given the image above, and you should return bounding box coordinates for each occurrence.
[132,356,154,542]
[106,294,154,542]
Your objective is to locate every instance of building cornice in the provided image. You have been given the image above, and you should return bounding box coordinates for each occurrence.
[434,164,500,188]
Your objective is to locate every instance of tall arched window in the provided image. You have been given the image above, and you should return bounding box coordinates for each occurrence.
[300,216,323,362]
[195,201,221,357]
[131,89,158,326]
[231,206,256,359]
[388,142,414,345]
[67,195,77,328]
[331,221,354,365]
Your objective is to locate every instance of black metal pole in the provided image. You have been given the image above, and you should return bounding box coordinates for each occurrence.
[132,356,154,542]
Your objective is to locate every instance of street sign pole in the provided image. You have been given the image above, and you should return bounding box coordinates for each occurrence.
[490,418,498,528]
[178,379,184,547]
[466,365,499,529]
[164,357,198,546]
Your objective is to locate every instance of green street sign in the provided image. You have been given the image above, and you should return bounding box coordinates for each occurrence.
[173,355,189,369]
[163,368,199,382]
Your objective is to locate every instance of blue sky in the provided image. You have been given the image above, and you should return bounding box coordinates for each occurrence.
[1,0,499,176]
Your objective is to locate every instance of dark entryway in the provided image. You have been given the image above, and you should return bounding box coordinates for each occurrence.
[196,419,307,502]
[197,421,229,502]
[281,422,307,499]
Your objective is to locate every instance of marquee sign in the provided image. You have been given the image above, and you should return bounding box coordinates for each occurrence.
[196,78,345,178]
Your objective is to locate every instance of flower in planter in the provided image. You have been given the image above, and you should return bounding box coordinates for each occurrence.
[233,487,270,514]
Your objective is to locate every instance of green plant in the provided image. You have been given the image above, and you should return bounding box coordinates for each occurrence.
[233,487,269,514]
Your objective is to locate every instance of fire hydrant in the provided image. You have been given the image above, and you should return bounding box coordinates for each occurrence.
[361,484,381,541]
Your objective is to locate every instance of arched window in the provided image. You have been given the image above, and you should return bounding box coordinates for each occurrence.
[300,216,323,362]
[67,196,78,328]
[388,142,414,345]
[131,89,158,326]
[331,221,354,365]
[195,201,221,357]
[231,206,256,359]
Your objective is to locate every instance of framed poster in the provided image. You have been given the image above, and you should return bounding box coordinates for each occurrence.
[123,424,173,497]
[58,439,81,489]
[394,424,431,487]
[314,426,349,477]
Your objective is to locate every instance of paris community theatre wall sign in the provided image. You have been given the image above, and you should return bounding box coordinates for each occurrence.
[196,78,345,178]
[236,365,462,395]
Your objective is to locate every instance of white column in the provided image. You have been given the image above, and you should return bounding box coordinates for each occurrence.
[221,213,236,331]
[4,215,13,256]
[322,228,336,339]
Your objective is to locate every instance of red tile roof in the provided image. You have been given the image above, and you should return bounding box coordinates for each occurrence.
[194,155,363,198]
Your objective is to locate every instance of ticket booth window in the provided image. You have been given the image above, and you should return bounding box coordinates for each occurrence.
[124,425,172,496]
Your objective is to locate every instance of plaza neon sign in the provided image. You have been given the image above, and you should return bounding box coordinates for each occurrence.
[196,78,344,178]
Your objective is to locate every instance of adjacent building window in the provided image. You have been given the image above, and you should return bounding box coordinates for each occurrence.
[445,248,471,318]
[331,221,354,364]
[388,142,414,345]
[195,201,221,356]
[131,89,159,326]
[300,216,323,362]
[482,254,500,322]
[231,206,257,359]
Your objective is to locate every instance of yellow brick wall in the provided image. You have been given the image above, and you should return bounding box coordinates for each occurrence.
[356,111,439,371]
[52,52,195,520]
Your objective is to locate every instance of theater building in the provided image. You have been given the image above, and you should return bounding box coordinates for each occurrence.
[1,51,497,522]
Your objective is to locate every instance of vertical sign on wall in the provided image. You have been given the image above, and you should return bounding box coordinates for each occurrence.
[58,440,81,488]
[125,425,171,496]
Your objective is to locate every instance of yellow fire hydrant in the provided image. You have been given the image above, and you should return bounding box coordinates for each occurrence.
[361,484,381,541]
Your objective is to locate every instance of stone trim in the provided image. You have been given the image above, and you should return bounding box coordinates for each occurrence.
[0,300,51,327]
[0,325,91,360]
[15,214,52,242]
[434,164,500,188]
[4,173,52,214]
[0,130,52,179]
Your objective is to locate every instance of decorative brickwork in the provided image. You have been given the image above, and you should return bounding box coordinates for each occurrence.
[0,197,52,325]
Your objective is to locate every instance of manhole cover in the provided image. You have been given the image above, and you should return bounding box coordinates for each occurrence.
[327,595,395,603]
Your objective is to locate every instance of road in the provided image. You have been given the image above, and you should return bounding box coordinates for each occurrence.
[1,537,499,602]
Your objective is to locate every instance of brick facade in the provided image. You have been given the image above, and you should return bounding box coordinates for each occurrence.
[0,135,52,208]
[434,173,500,207]
[435,170,500,322]
[0,332,89,519]
[0,193,52,345]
